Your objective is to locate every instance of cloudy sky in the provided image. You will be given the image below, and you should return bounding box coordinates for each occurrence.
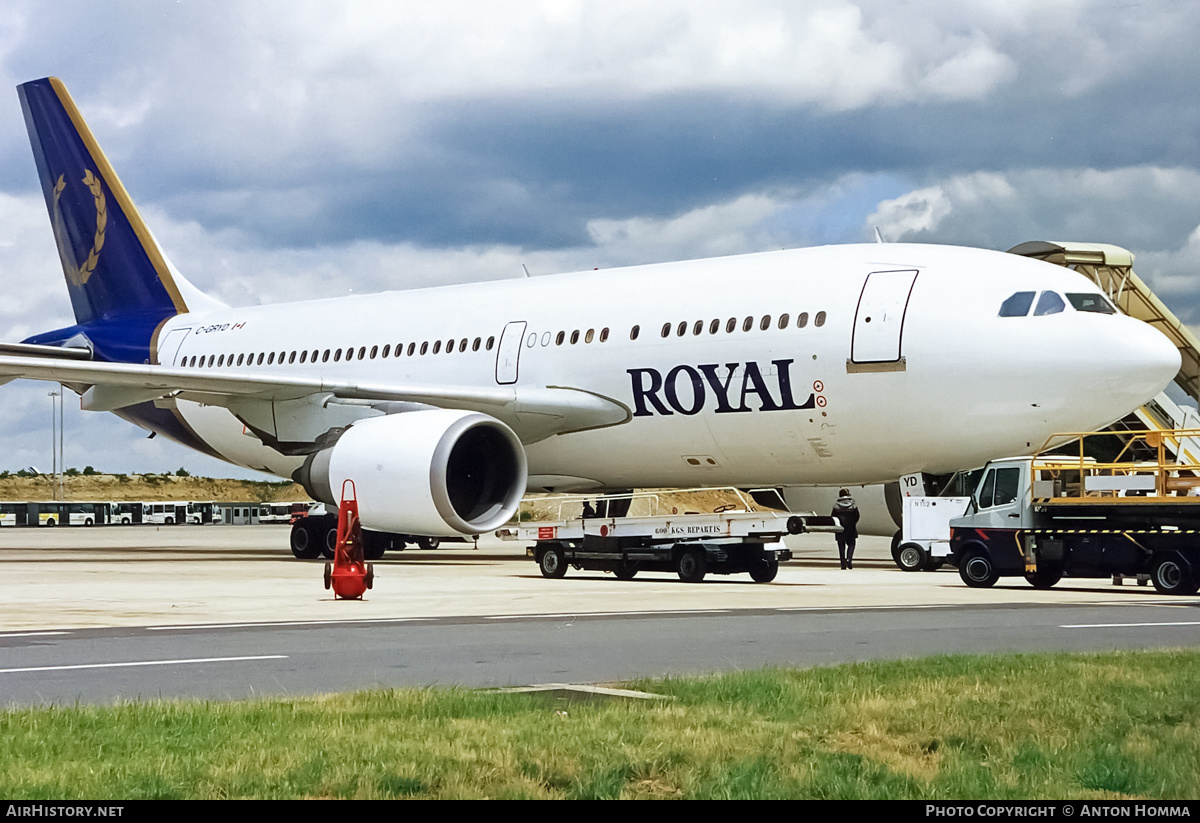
[0,0,1198,478]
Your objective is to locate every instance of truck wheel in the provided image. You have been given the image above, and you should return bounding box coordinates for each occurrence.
[539,544,567,579]
[613,562,638,581]
[676,547,707,583]
[416,536,441,550]
[1024,568,1062,589]
[896,542,928,572]
[749,558,779,583]
[959,549,998,588]
[1152,555,1200,596]
[290,521,322,559]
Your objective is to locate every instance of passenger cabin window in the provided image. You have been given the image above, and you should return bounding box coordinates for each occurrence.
[999,291,1035,317]
[1033,291,1066,316]
[1067,293,1117,314]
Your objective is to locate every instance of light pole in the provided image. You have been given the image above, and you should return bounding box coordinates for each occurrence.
[47,387,64,500]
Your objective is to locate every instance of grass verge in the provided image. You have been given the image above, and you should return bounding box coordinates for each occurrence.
[2,649,1198,799]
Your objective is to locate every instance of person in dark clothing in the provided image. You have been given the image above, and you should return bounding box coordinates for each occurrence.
[581,500,597,519]
[831,489,860,570]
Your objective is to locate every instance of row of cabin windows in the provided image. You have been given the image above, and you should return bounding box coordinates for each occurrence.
[180,312,827,368]
[528,328,611,347]
[648,311,827,340]
[182,336,498,369]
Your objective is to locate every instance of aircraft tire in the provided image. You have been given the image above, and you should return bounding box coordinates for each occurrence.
[1151,555,1199,596]
[416,536,440,550]
[896,542,928,572]
[676,546,707,583]
[290,521,322,559]
[363,532,387,560]
[959,548,998,588]
[538,544,567,579]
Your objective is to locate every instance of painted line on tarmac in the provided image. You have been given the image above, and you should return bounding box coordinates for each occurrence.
[1060,621,1200,629]
[148,618,434,631]
[484,609,732,620]
[0,655,288,674]
[0,631,70,638]
[776,604,960,612]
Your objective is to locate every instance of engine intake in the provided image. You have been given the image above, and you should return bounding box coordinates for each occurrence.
[295,409,527,535]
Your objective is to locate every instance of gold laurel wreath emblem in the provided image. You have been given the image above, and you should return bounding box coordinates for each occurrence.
[79,170,106,283]
[51,170,106,285]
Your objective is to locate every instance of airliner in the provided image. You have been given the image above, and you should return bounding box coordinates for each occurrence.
[0,77,1182,540]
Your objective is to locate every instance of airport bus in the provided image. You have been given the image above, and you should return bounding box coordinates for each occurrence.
[139,501,224,525]
[27,502,111,526]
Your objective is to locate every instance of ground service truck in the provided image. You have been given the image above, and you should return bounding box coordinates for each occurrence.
[948,429,1200,595]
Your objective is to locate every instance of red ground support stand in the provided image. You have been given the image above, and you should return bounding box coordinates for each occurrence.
[324,480,374,600]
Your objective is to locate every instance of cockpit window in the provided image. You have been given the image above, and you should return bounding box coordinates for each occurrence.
[999,291,1035,317]
[1067,293,1117,314]
[1033,291,1066,316]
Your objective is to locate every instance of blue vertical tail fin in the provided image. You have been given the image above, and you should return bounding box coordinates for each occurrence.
[17,77,222,362]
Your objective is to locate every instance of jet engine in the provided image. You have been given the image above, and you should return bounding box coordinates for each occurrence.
[295,409,527,536]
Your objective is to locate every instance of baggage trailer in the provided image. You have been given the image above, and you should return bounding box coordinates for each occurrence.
[949,429,1200,595]
[500,488,840,583]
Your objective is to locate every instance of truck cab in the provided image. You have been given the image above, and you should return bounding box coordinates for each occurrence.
[948,457,1040,588]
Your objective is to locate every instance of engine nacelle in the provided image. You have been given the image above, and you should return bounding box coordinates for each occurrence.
[295,409,527,535]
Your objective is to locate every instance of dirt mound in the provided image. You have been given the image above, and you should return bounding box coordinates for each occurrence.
[0,474,310,503]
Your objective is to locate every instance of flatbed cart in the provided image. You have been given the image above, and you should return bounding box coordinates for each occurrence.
[498,488,840,583]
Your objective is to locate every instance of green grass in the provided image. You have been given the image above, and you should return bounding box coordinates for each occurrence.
[3,650,1199,799]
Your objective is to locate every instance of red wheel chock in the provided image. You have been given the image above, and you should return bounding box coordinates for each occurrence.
[324,480,374,600]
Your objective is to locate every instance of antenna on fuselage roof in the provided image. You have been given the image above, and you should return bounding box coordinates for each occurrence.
[874,227,888,244]
[520,264,531,278]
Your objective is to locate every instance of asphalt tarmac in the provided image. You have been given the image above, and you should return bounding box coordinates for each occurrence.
[2,526,1198,704]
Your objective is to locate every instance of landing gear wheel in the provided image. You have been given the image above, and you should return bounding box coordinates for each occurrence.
[1024,568,1062,589]
[959,549,999,588]
[539,544,567,579]
[416,536,440,550]
[896,542,928,572]
[363,532,386,560]
[676,547,707,583]
[749,558,779,583]
[291,522,322,559]
[1152,555,1199,596]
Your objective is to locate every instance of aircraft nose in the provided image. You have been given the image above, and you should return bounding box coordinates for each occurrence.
[1105,318,1181,403]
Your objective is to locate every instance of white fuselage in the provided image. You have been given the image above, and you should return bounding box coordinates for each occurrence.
[152,243,1179,491]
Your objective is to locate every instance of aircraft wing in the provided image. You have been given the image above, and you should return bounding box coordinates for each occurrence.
[0,354,631,446]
